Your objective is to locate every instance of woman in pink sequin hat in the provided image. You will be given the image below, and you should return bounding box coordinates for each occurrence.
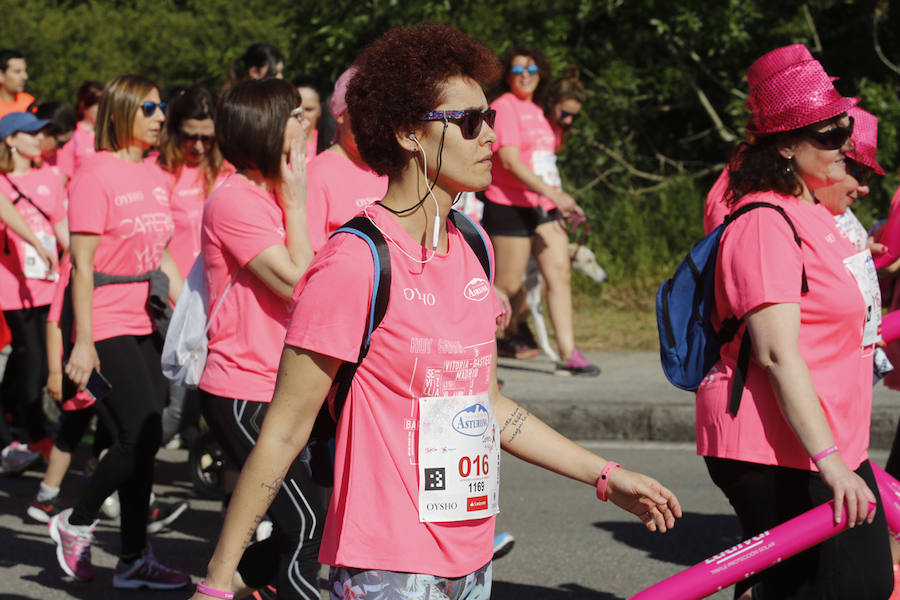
[696,49,894,600]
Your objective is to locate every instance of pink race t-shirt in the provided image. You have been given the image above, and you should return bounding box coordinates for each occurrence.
[696,192,872,472]
[703,168,731,234]
[0,165,66,310]
[286,206,501,577]
[305,149,387,252]
[199,173,293,402]
[485,92,557,210]
[55,121,96,181]
[67,151,174,341]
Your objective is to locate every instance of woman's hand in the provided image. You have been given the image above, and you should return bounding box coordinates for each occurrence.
[36,243,58,278]
[548,190,583,219]
[277,128,309,212]
[494,286,512,333]
[606,467,683,533]
[46,370,63,403]
[64,341,99,391]
[817,454,877,526]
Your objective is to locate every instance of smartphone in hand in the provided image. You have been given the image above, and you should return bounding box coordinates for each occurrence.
[85,369,112,402]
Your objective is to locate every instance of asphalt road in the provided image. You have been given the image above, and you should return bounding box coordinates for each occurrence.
[4,441,887,599]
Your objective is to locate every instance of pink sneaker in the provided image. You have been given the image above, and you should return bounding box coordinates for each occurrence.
[48,508,96,581]
[555,348,601,377]
[113,546,190,590]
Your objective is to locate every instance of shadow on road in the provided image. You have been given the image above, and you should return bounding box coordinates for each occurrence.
[593,511,742,567]
[493,580,621,599]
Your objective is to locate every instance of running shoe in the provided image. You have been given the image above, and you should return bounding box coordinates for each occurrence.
[498,336,539,360]
[48,508,97,581]
[28,494,62,523]
[146,498,190,534]
[492,532,515,560]
[101,491,121,520]
[252,585,278,600]
[1,441,42,475]
[112,546,190,589]
[554,348,601,377]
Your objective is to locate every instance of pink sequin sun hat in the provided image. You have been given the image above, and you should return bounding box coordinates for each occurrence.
[847,107,886,175]
[746,44,815,90]
[746,56,858,136]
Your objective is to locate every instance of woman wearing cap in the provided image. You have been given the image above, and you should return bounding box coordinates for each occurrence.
[696,50,893,599]
[197,77,321,600]
[484,46,598,375]
[305,66,387,253]
[192,24,680,600]
[0,111,61,472]
[48,74,188,590]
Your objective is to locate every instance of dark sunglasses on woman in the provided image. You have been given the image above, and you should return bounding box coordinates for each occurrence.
[419,108,496,140]
[802,116,853,150]
[180,132,214,144]
[140,101,167,117]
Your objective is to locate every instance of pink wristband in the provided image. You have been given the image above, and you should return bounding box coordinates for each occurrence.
[596,461,621,502]
[812,445,839,463]
[197,581,234,599]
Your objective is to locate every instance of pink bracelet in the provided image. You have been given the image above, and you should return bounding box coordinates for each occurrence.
[812,445,839,463]
[596,461,621,502]
[197,581,234,599]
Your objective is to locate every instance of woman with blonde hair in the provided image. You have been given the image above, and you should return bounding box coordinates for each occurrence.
[48,74,188,590]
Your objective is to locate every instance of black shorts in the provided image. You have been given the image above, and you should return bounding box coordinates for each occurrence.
[482,198,558,237]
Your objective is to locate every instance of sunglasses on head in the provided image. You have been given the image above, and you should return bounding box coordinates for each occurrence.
[419,108,496,140]
[180,131,214,144]
[140,101,167,117]
[802,115,854,150]
[510,64,539,76]
[846,158,874,186]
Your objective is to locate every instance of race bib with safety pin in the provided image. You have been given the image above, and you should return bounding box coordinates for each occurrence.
[531,151,561,190]
[417,393,500,523]
[23,231,58,281]
[843,249,882,347]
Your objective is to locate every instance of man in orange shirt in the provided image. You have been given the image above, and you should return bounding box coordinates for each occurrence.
[0,50,34,117]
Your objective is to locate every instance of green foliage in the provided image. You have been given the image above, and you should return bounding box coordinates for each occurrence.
[4,0,899,295]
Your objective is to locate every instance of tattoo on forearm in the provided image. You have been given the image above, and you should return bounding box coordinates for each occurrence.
[500,407,530,444]
[243,513,264,549]
[260,467,288,504]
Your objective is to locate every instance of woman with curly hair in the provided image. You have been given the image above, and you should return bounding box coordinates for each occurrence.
[191,24,680,600]
[484,46,598,375]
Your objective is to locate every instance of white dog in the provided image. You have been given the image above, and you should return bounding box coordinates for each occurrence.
[524,244,607,363]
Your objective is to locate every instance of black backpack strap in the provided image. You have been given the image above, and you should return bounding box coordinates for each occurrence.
[721,201,808,416]
[3,175,52,255]
[326,215,392,421]
[448,209,492,280]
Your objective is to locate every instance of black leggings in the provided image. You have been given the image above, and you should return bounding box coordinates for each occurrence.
[201,390,330,600]
[53,406,113,456]
[69,334,165,559]
[1,306,49,442]
[705,456,893,600]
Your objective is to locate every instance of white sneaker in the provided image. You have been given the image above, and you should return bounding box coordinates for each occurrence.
[1,441,42,475]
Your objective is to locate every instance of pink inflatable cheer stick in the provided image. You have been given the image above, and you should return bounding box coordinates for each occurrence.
[882,311,900,345]
[872,463,900,536]
[629,499,874,600]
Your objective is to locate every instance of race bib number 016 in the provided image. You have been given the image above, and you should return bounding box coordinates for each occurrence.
[417,393,500,523]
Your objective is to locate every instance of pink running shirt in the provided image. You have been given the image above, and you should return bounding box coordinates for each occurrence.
[55,121,95,181]
[0,165,66,310]
[286,206,501,577]
[485,92,557,210]
[67,151,174,341]
[703,168,731,234]
[305,149,387,252]
[696,192,872,472]
[199,173,294,402]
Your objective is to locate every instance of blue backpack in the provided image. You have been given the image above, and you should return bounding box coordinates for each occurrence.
[656,201,807,415]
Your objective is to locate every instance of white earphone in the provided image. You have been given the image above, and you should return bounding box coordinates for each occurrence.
[409,133,441,251]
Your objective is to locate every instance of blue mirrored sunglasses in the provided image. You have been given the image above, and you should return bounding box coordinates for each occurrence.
[140,101,167,117]
[510,65,539,76]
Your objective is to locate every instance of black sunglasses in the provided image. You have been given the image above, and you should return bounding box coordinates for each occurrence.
[140,101,167,117]
[559,110,580,122]
[846,158,874,186]
[419,109,497,140]
[180,132,215,144]
[802,116,854,150]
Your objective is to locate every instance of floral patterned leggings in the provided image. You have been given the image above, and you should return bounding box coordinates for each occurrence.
[328,561,491,600]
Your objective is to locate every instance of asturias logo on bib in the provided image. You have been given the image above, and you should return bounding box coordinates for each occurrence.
[464,277,490,302]
[452,403,490,437]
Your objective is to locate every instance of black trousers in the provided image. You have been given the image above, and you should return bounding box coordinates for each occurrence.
[69,334,165,558]
[705,456,893,600]
[201,390,330,600]
[1,306,50,442]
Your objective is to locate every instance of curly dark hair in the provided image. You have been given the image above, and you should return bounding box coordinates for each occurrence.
[724,114,849,206]
[346,24,500,179]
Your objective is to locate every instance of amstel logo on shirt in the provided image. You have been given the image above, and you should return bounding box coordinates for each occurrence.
[452,403,490,437]
[464,277,490,302]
